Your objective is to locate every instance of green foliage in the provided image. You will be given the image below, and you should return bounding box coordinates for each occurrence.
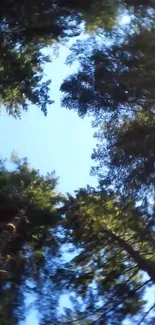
[55,187,155,324]
[76,0,119,32]
[0,42,53,117]
[90,29,155,198]
[61,28,155,117]
[0,153,61,221]
[1,0,155,116]
[61,27,155,198]
[0,154,63,324]
[59,5,155,323]
[0,0,83,117]
[92,112,155,198]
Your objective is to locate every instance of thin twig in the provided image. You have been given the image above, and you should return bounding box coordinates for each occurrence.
[138,302,155,325]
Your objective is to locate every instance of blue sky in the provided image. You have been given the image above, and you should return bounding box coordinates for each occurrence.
[0,43,97,194]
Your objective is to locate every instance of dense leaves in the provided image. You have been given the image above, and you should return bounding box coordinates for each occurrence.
[1,0,155,116]
[55,187,155,324]
[61,28,155,197]
[0,0,82,117]
[0,154,63,324]
[61,28,155,118]
[59,3,155,324]
[0,0,123,117]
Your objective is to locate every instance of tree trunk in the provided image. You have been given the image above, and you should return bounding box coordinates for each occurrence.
[0,210,27,258]
[103,226,155,282]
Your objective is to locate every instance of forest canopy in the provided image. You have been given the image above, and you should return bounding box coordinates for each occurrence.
[0,0,155,324]
[1,0,155,116]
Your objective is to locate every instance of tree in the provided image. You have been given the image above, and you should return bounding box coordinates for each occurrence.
[59,0,155,33]
[0,154,63,324]
[90,28,155,198]
[92,111,155,199]
[61,28,155,118]
[59,19,155,324]
[61,27,155,197]
[1,0,155,117]
[55,187,155,324]
[0,0,120,117]
[0,0,83,117]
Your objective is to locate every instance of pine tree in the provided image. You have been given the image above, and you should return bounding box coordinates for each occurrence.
[0,154,63,324]
[57,187,155,324]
